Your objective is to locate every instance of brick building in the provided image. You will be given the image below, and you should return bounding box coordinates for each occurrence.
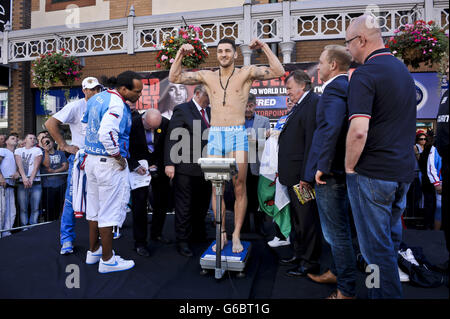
[1,0,447,136]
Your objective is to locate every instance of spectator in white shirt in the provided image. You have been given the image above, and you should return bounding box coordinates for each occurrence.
[14,134,43,226]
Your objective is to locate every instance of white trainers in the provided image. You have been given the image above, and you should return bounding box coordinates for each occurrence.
[267,236,290,248]
[98,253,135,273]
[86,246,103,264]
[60,241,74,255]
[398,267,410,282]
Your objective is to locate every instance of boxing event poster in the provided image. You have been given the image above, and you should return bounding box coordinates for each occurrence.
[136,63,320,123]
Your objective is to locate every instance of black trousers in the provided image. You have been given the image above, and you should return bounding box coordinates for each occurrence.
[173,172,211,243]
[243,169,264,232]
[287,187,322,266]
[131,174,170,248]
[42,184,66,221]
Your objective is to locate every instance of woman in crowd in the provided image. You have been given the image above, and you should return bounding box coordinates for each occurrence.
[14,134,43,226]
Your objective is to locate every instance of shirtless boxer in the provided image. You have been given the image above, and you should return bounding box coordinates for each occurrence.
[169,38,285,253]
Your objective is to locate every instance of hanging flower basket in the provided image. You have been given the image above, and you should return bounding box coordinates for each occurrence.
[31,49,83,106]
[155,25,209,70]
[386,20,449,76]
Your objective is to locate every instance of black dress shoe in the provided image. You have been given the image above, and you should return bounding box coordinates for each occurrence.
[135,246,150,257]
[152,236,172,244]
[279,256,302,266]
[177,242,193,257]
[286,264,320,277]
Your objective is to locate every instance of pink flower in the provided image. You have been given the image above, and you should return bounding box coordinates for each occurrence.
[194,37,199,41]
[161,55,168,61]
[169,58,175,63]
[182,34,189,39]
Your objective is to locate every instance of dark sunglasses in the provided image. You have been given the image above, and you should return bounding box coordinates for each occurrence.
[418,138,427,141]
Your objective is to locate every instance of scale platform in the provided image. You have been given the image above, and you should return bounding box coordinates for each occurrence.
[200,240,251,273]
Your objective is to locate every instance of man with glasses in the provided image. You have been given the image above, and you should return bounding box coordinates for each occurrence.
[128,109,171,257]
[344,15,416,298]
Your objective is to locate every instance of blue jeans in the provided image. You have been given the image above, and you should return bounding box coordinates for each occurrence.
[315,175,357,297]
[18,183,42,226]
[60,155,75,245]
[346,172,410,299]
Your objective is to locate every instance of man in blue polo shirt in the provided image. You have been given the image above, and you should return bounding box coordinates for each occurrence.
[344,15,416,298]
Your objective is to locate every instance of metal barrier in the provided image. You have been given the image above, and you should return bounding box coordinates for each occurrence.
[0,171,68,237]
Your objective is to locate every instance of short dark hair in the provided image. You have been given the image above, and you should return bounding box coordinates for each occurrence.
[218,38,236,51]
[247,93,256,104]
[6,133,18,142]
[285,70,312,91]
[101,71,142,90]
[37,130,49,137]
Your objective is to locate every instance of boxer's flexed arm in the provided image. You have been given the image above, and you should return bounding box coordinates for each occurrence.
[248,39,285,80]
[169,44,207,85]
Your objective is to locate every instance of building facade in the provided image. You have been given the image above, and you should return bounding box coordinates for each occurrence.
[0,0,448,136]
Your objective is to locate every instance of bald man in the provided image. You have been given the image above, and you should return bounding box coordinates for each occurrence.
[128,108,171,257]
[344,15,416,299]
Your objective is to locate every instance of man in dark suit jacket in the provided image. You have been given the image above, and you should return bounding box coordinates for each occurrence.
[164,85,212,257]
[129,108,171,257]
[243,93,270,235]
[304,46,357,299]
[278,70,322,277]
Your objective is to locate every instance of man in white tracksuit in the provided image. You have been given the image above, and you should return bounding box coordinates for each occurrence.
[82,71,143,273]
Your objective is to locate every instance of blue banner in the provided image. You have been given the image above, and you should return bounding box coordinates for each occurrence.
[412,72,445,119]
[34,88,84,115]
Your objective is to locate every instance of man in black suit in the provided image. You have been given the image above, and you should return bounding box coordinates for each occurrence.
[278,70,322,277]
[129,108,171,257]
[164,85,212,257]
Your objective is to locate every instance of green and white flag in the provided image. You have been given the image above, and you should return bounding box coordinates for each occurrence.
[257,134,291,239]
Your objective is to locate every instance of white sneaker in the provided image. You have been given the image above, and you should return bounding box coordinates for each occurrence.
[267,236,290,248]
[60,241,74,255]
[86,246,103,264]
[98,253,135,274]
[399,249,420,266]
[398,267,410,282]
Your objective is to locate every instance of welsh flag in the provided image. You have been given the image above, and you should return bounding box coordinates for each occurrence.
[257,134,291,239]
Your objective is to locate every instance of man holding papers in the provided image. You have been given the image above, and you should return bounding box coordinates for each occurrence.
[129,109,171,257]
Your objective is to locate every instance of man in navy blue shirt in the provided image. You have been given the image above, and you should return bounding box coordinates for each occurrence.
[304,45,356,299]
[345,15,416,298]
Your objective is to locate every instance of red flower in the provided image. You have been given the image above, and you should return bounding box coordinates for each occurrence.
[156,63,161,68]
[428,20,434,25]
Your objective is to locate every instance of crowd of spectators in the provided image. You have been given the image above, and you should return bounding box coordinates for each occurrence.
[0,130,69,236]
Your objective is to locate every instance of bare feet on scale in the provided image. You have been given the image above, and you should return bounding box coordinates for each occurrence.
[212,231,228,252]
[232,234,244,253]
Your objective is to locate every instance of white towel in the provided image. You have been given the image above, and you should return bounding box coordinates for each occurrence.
[72,150,87,218]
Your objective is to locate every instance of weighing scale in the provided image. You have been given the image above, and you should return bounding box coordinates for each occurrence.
[198,158,252,279]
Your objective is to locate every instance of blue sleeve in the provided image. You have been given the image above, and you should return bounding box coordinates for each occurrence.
[348,69,375,121]
[316,85,348,173]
